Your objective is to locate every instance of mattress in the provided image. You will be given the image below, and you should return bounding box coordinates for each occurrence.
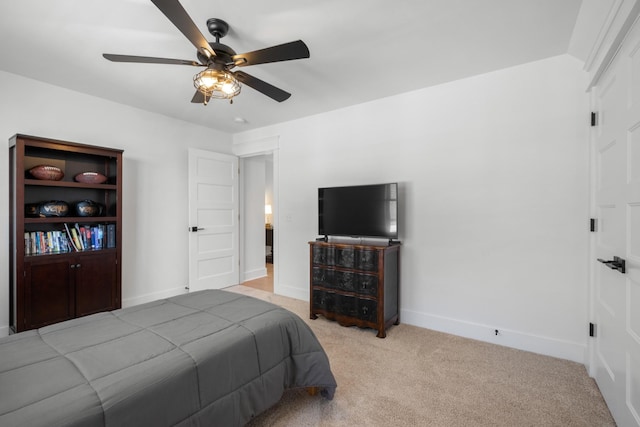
[0,289,337,426]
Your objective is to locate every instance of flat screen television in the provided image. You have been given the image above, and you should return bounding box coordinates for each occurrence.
[318,183,398,240]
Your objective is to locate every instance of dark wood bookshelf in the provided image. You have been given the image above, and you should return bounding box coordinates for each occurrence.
[9,134,123,333]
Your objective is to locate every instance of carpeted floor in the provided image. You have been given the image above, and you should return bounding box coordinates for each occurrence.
[226,285,615,427]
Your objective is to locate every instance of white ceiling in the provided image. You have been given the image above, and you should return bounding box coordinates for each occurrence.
[0,0,589,134]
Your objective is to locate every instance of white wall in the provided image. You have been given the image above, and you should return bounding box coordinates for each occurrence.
[0,71,233,336]
[234,54,590,362]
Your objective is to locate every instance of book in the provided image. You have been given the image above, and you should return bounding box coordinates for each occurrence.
[81,226,92,250]
[39,233,46,254]
[32,232,37,254]
[30,232,37,255]
[46,231,54,253]
[24,232,30,256]
[95,225,103,249]
[64,223,77,251]
[65,224,81,251]
[106,224,116,248]
[91,226,99,249]
[74,224,85,250]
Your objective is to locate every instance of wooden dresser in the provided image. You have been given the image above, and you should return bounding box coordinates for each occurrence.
[309,240,400,338]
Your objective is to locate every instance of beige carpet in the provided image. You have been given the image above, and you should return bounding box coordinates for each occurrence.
[226,285,615,427]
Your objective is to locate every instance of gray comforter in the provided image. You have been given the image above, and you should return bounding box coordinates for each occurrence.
[0,290,336,426]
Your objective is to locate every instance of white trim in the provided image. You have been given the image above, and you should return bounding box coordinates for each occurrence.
[584,0,624,73]
[232,136,279,157]
[122,286,187,308]
[588,0,640,89]
[277,282,309,301]
[401,308,587,363]
[243,267,268,283]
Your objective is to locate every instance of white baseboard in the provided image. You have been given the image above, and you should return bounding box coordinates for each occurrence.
[0,325,9,338]
[242,267,267,283]
[122,286,188,308]
[275,282,309,301]
[401,308,586,364]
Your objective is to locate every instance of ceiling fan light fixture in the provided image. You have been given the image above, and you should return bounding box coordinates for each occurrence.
[193,68,241,103]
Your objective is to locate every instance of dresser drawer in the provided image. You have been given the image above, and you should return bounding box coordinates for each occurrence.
[312,289,378,323]
[312,245,335,266]
[313,246,379,271]
[312,267,378,295]
[356,249,378,271]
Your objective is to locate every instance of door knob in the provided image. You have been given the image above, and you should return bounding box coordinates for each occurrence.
[190,226,204,232]
[597,256,626,274]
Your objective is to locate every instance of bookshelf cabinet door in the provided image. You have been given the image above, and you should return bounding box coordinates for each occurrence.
[25,259,75,330]
[75,252,118,317]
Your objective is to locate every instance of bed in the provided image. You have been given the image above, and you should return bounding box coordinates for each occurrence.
[0,289,337,426]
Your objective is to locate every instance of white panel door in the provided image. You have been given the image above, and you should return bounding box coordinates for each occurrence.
[188,149,239,291]
[591,17,640,427]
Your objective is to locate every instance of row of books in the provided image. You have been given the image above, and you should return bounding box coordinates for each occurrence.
[24,223,116,256]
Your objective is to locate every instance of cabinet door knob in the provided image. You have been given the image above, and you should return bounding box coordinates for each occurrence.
[76,264,81,268]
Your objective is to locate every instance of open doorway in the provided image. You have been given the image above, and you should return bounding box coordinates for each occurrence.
[240,153,274,292]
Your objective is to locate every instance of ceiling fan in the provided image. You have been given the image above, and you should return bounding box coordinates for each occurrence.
[103,0,310,105]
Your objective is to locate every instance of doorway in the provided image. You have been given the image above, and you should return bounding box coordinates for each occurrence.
[240,153,274,293]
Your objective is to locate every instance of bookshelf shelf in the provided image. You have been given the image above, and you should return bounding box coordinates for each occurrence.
[24,216,119,224]
[25,179,118,190]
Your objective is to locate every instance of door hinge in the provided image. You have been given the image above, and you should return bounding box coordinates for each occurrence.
[589,322,596,337]
[590,218,597,232]
[591,112,598,127]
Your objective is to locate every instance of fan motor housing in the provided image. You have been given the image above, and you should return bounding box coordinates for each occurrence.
[198,42,236,66]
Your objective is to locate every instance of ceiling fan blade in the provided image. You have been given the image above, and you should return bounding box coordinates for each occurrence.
[191,91,211,104]
[233,71,291,102]
[232,40,309,67]
[151,0,215,59]
[103,53,201,66]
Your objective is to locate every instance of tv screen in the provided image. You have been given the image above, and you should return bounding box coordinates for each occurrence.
[318,183,398,239]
